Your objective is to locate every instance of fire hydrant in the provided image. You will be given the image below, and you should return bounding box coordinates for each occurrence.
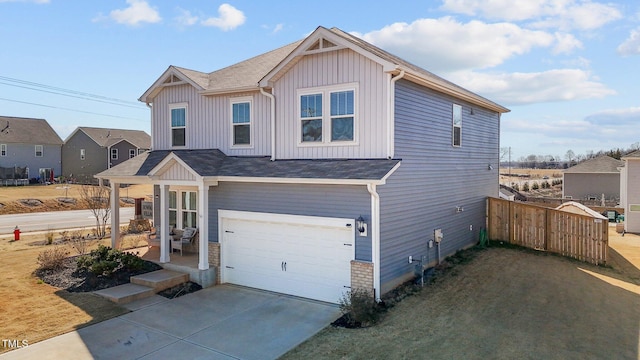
[14,226,20,241]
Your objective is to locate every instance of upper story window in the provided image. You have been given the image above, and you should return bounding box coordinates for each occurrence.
[170,103,187,147]
[111,148,118,160]
[35,145,43,157]
[1,144,6,157]
[299,85,357,145]
[452,104,462,147]
[231,98,252,147]
[129,149,136,159]
[80,149,85,160]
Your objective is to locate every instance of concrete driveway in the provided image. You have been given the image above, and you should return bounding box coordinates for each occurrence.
[1,285,340,360]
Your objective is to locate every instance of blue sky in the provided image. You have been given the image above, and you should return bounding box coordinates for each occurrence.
[1,0,639,161]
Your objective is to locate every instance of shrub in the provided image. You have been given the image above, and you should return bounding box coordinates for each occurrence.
[531,182,539,190]
[37,246,69,271]
[338,288,382,327]
[512,183,519,191]
[45,231,54,245]
[76,245,144,276]
[70,235,92,256]
[522,182,530,192]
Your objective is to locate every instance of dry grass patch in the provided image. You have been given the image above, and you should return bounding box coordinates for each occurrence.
[0,234,129,354]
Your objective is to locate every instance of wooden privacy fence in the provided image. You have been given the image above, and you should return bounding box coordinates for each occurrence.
[487,197,608,265]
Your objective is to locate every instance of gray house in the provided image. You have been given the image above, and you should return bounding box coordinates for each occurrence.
[62,127,150,183]
[562,155,623,201]
[0,116,62,183]
[620,150,640,233]
[97,26,509,303]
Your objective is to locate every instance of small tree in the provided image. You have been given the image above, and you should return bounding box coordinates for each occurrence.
[79,184,111,239]
[532,182,539,190]
[522,182,530,192]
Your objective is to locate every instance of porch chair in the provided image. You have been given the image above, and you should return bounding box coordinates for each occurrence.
[171,227,198,255]
[146,226,174,248]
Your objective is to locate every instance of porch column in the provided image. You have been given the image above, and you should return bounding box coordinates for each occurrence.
[110,182,120,249]
[159,184,170,263]
[198,183,209,270]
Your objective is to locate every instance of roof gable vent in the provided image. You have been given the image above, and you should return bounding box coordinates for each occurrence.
[305,37,339,53]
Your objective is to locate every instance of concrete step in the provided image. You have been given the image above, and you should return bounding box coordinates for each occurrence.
[94,283,156,304]
[130,269,189,292]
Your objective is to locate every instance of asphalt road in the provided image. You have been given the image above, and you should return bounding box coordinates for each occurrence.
[0,207,135,235]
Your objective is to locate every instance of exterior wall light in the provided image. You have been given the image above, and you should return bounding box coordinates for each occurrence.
[356,216,367,236]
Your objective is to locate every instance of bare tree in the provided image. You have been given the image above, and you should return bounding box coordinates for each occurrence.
[79,184,111,239]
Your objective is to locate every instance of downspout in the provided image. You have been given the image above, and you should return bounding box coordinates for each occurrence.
[387,69,405,159]
[260,88,276,161]
[367,183,381,301]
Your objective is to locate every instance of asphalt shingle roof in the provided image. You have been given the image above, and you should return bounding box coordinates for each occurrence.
[99,149,399,181]
[74,127,151,149]
[563,155,623,173]
[0,116,63,145]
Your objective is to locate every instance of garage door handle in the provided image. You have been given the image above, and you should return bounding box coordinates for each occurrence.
[281,261,284,271]
[343,243,352,246]
[225,230,234,233]
[284,262,287,271]
[226,266,234,269]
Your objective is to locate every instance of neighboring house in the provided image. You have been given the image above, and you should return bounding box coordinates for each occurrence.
[0,116,62,183]
[619,150,640,233]
[62,127,150,183]
[97,26,509,303]
[562,155,623,201]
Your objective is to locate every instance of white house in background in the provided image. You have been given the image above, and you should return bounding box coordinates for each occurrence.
[619,150,640,233]
[96,26,509,303]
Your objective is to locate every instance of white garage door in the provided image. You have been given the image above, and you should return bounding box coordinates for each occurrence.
[220,210,355,304]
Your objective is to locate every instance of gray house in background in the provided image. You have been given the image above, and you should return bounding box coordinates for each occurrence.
[97,26,509,303]
[562,155,623,202]
[620,150,640,233]
[0,116,62,183]
[62,127,150,183]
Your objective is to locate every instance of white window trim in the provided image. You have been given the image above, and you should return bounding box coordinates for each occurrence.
[129,149,136,159]
[297,83,359,147]
[452,104,462,148]
[35,145,43,157]
[230,96,254,149]
[168,189,198,229]
[111,148,118,160]
[169,102,188,148]
[0,144,6,157]
[80,149,85,160]
[630,204,640,212]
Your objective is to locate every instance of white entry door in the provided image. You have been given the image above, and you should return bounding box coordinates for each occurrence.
[220,210,355,304]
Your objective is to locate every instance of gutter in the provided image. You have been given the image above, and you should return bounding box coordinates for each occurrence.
[387,69,405,159]
[260,87,276,161]
[146,102,153,150]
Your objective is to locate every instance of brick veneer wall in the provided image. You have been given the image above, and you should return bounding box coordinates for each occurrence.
[208,242,221,284]
[350,260,373,294]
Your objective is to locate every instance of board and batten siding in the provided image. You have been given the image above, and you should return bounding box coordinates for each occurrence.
[377,79,500,293]
[273,48,388,159]
[151,84,271,156]
[625,160,640,233]
[208,182,373,261]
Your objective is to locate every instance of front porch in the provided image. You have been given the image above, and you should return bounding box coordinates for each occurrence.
[137,245,216,288]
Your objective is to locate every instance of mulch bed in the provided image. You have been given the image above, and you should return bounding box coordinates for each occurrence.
[36,256,162,293]
[157,282,202,299]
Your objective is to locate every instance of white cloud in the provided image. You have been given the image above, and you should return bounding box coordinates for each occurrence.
[441,0,621,30]
[617,27,640,56]
[450,69,616,105]
[107,0,161,26]
[201,3,245,31]
[585,107,640,126]
[175,8,198,27]
[552,32,582,54]
[357,17,554,73]
[272,23,284,34]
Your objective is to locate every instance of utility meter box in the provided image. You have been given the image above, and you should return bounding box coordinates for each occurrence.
[434,229,443,243]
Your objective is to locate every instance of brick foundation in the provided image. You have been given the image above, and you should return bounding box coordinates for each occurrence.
[350,260,374,295]
[208,242,221,284]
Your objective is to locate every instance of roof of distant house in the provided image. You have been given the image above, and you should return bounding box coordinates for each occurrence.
[563,155,623,174]
[67,127,151,149]
[622,150,640,159]
[0,116,63,145]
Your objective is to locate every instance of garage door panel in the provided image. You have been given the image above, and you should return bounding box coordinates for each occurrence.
[221,211,355,304]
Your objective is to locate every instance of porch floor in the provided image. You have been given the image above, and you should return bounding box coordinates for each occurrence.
[137,246,199,269]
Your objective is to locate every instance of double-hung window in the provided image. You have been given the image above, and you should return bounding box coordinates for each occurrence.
[80,149,85,160]
[111,148,118,160]
[170,103,187,147]
[299,85,356,145]
[168,190,197,229]
[129,149,136,159]
[452,104,462,147]
[1,144,6,157]
[35,145,43,157]
[231,98,251,146]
